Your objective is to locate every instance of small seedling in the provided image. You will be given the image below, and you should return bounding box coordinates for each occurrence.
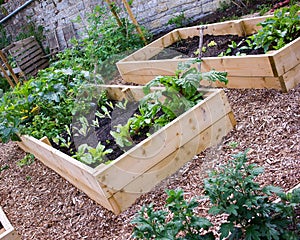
[115,99,128,110]
[227,141,239,149]
[0,164,9,172]
[17,153,35,167]
[73,116,90,137]
[207,40,217,47]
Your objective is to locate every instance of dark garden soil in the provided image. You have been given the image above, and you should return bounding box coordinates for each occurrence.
[50,100,161,167]
[152,34,265,60]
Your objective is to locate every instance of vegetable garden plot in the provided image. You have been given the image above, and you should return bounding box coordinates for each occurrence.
[0,207,20,240]
[117,13,300,92]
[17,85,235,214]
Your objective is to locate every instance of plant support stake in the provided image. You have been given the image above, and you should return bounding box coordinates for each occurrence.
[121,0,147,45]
[197,26,208,71]
[104,0,123,27]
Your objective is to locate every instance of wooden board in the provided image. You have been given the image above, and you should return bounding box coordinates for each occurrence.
[117,14,300,92]
[0,208,20,240]
[18,85,235,214]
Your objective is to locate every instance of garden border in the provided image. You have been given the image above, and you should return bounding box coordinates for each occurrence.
[0,207,20,240]
[117,14,300,92]
[17,85,235,214]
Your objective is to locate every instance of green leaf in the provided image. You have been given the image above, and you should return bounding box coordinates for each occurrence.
[220,222,234,239]
[245,225,260,240]
[263,185,283,195]
[252,166,264,176]
[208,205,221,215]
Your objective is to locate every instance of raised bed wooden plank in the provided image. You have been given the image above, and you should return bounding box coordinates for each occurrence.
[0,207,20,240]
[118,54,275,86]
[94,89,233,194]
[18,136,114,212]
[18,85,235,214]
[117,14,300,92]
[109,112,235,211]
[271,37,300,77]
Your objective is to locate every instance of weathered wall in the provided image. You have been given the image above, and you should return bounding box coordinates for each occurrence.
[0,0,226,50]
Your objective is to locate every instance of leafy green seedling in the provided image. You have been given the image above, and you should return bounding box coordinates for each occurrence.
[0,164,9,172]
[227,141,239,149]
[207,40,217,47]
[17,153,35,167]
[73,142,112,165]
[110,121,133,148]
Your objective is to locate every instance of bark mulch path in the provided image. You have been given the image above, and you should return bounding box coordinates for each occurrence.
[0,84,299,239]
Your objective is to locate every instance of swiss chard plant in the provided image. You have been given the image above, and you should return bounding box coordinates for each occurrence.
[111,60,228,147]
[250,4,300,52]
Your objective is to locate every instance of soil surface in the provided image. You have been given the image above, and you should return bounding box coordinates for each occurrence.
[152,34,265,60]
[0,84,299,239]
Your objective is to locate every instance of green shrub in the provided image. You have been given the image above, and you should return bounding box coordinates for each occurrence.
[132,189,214,239]
[204,151,300,239]
[132,151,300,239]
[56,5,150,81]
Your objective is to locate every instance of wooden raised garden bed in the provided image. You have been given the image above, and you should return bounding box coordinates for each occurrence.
[117,15,300,92]
[0,207,20,240]
[17,85,235,214]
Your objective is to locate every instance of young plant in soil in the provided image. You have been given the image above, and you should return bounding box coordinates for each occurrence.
[132,151,300,239]
[109,60,228,158]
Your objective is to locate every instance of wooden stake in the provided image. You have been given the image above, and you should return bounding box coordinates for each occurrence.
[0,50,19,85]
[197,26,208,71]
[121,0,147,45]
[0,64,15,87]
[105,0,123,27]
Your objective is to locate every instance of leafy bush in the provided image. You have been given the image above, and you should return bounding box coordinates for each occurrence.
[0,67,92,143]
[56,5,150,80]
[132,189,214,239]
[132,151,300,239]
[204,151,300,239]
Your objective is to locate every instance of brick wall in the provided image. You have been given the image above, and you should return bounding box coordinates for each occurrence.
[0,0,226,50]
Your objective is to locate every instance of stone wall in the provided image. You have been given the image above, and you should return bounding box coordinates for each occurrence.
[0,0,226,50]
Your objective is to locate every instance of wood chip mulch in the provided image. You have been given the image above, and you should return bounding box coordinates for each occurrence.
[0,84,299,239]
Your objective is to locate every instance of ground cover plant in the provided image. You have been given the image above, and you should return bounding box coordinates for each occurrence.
[157,4,300,59]
[132,151,300,239]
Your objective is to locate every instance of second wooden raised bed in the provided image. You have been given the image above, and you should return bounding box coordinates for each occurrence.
[0,207,20,240]
[17,85,235,214]
[117,15,300,92]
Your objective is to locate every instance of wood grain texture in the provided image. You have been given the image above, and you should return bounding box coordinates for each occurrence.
[0,207,20,240]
